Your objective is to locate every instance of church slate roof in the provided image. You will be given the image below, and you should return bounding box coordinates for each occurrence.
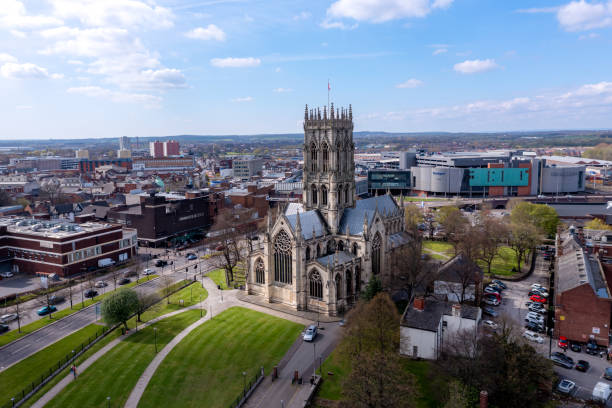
[285,210,327,240]
[284,202,304,215]
[316,251,357,268]
[388,231,411,249]
[338,195,398,235]
[401,298,480,332]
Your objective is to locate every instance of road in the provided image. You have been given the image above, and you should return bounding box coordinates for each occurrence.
[497,249,612,405]
[0,249,215,372]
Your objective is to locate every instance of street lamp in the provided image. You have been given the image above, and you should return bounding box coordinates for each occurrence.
[242,371,247,395]
[200,295,203,317]
[154,328,158,353]
[107,396,110,408]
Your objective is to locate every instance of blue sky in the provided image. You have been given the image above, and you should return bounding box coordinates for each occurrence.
[1,0,612,139]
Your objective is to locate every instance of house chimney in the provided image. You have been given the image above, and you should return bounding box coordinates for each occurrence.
[413,296,425,311]
[479,391,488,408]
[451,303,461,317]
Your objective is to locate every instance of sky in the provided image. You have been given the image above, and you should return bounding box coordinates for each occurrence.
[1,0,612,139]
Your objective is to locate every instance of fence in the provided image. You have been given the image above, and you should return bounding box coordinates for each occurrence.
[1,325,115,408]
[3,278,197,408]
[228,367,265,408]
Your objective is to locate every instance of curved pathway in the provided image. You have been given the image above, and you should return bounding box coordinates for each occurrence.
[124,278,311,408]
[31,298,209,408]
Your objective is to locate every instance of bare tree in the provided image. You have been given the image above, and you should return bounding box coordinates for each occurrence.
[508,222,540,272]
[477,213,509,275]
[436,206,468,254]
[136,291,161,322]
[40,180,65,206]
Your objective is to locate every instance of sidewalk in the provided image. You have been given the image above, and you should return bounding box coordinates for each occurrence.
[236,291,343,323]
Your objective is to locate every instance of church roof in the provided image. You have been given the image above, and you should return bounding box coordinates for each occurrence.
[338,195,398,235]
[285,210,327,240]
[316,251,357,268]
[387,231,411,249]
[284,202,304,215]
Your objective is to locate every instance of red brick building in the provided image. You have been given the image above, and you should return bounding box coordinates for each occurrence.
[555,231,612,346]
[0,217,137,277]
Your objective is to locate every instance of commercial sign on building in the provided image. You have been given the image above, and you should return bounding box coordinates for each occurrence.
[468,168,529,187]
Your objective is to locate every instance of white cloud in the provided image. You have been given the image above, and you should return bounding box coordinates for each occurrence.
[67,59,84,65]
[453,59,499,74]
[293,11,312,20]
[67,85,161,106]
[432,48,447,55]
[231,96,253,102]
[10,29,26,38]
[516,7,559,14]
[211,57,260,68]
[325,0,452,24]
[48,0,173,29]
[0,62,61,79]
[273,87,293,93]
[320,19,358,29]
[0,53,17,63]
[579,32,600,38]
[557,0,612,31]
[185,24,226,41]
[396,78,423,88]
[0,0,63,29]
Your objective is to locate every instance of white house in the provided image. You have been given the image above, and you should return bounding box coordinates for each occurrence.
[433,253,484,303]
[400,297,481,360]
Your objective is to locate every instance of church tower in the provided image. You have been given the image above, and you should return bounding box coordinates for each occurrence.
[303,103,355,234]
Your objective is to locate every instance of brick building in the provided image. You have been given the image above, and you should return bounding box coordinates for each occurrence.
[554,231,612,346]
[227,183,273,218]
[108,191,223,247]
[0,217,137,277]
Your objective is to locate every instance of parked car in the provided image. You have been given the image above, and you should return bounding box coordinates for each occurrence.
[575,360,590,372]
[525,322,545,333]
[558,336,569,349]
[37,305,57,316]
[484,286,501,295]
[528,304,546,314]
[551,354,574,369]
[303,324,317,342]
[48,295,65,305]
[0,324,9,334]
[0,313,18,323]
[570,342,582,353]
[0,272,14,278]
[143,268,155,275]
[484,292,501,301]
[119,278,131,285]
[483,320,498,331]
[84,289,99,298]
[483,298,500,306]
[482,307,499,317]
[531,283,547,291]
[492,280,507,289]
[604,367,612,381]
[525,316,545,327]
[155,260,168,267]
[523,330,544,344]
[94,281,108,288]
[586,340,599,355]
[530,295,546,303]
[529,290,548,298]
[489,283,505,293]
[187,254,197,261]
[124,270,138,278]
[526,312,545,322]
[557,379,576,395]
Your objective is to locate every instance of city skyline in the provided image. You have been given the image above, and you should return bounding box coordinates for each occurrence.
[1,0,612,139]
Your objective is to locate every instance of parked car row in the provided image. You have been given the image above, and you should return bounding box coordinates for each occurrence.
[482,280,506,307]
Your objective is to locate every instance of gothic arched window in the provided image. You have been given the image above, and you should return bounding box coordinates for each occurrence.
[336,144,341,171]
[310,142,317,172]
[346,270,352,298]
[327,239,335,254]
[335,274,342,299]
[355,266,361,294]
[311,184,318,205]
[352,243,358,255]
[322,142,329,172]
[255,258,265,284]
[309,270,322,299]
[306,246,311,260]
[337,240,344,252]
[317,244,321,258]
[372,232,381,275]
[321,185,328,206]
[344,185,350,205]
[274,230,292,284]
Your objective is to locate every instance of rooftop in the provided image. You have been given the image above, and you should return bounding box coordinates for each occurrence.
[0,217,118,238]
[401,298,480,332]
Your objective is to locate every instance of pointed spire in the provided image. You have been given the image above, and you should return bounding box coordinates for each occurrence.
[312,223,316,240]
[330,103,334,119]
[349,104,352,120]
[324,106,327,120]
[304,104,308,121]
[296,210,301,231]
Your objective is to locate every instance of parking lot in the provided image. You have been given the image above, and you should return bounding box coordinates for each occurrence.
[494,249,612,404]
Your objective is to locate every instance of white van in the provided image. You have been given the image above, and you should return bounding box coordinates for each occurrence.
[593,382,611,403]
[522,330,544,344]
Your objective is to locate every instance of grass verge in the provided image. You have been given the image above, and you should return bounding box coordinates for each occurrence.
[137,307,303,408]
[45,309,202,408]
[206,268,245,290]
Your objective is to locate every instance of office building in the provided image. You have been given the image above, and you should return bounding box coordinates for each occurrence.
[150,141,164,158]
[119,136,131,150]
[163,140,180,156]
[233,157,263,179]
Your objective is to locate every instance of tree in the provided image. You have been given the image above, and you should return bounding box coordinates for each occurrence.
[404,203,423,231]
[136,291,161,322]
[40,180,65,205]
[390,228,435,301]
[436,206,468,254]
[0,190,12,206]
[340,293,417,408]
[477,213,509,275]
[508,222,540,272]
[101,288,139,329]
[510,202,559,237]
[585,218,612,230]
[361,276,383,301]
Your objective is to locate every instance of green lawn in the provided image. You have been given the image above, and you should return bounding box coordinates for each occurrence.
[422,240,521,276]
[316,350,442,408]
[139,281,208,322]
[0,275,158,348]
[0,324,103,398]
[45,309,202,408]
[138,307,304,408]
[207,268,245,290]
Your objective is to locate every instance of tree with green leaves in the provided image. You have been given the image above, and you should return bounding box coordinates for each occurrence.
[509,221,541,273]
[436,206,468,254]
[361,276,383,301]
[585,218,612,231]
[101,288,139,329]
[510,201,559,237]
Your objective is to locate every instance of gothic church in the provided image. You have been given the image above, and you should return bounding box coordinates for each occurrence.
[246,104,409,315]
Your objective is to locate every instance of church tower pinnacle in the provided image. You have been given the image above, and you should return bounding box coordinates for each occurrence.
[302,103,355,234]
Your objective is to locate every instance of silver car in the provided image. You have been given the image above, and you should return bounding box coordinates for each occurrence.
[303,325,317,342]
[0,313,18,323]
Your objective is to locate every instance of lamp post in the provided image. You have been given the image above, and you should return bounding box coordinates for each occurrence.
[200,295,203,317]
[107,396,110,408]
[242,371,247,396]
[154,328,158,353]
